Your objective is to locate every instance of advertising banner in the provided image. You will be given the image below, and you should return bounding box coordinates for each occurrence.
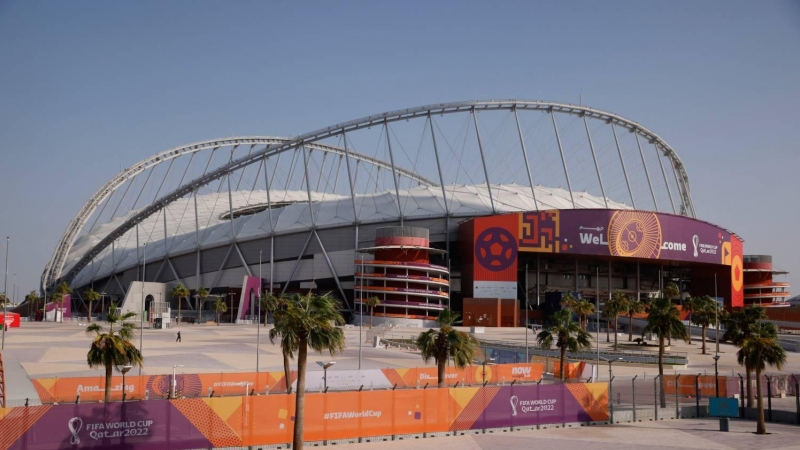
[31,364,544,403]
[471,214,518,299]
[518,210,735,266]
[663,375,727,397]
[1,383,608,449]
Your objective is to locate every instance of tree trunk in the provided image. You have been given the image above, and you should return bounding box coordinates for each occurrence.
[198,298,203,323]
[283,349,293,394]
[606,318,610,343]
[701,325,707,354]
[87,301,93,323]
[293,337,308,449]
[659,334,666,408]
[178,297,182,326]
[687,317,692,344]
[216,312,220,325]
[613,316,619,351]
[104,363,113,403]
[746,364,753,408]
[370,306,374,329]
[560,345,567,382]
[628,314,634,341]
[438,357,446,388]
[756,367,766,435]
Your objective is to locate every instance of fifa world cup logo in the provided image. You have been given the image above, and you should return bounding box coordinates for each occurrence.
[68,417,83,445]
[510,395,519,416]
[692,235,699,258]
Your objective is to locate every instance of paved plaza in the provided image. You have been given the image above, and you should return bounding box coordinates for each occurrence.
[4,320,800,404]
[325,419,800,450]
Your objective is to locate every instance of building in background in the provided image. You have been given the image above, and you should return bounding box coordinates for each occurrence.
[743,255,791,306]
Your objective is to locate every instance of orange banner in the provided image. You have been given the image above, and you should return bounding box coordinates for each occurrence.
[663,375,727,397]
[554,361,586,380]
[381,363,543,387]
[32,371,292,403]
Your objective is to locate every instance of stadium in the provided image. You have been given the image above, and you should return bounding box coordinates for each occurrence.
[35,100,748,327]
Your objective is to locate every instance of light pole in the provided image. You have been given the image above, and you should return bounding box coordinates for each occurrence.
[596,266,600,379]
[317,361,336,391]
[139,242,148,375]
[116,365,133,402]
[525,262,529,361]
[713,354,721,398]
[100,292,106,320]
[257,249,262,373]
[714,273,719,355]
[2,237,9,350]
[358,255,364,370]
[171,364,185,398]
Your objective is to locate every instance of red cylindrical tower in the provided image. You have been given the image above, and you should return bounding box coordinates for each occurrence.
[355,226,449,325]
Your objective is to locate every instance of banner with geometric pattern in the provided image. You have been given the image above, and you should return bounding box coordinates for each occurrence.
[0,383,607,449]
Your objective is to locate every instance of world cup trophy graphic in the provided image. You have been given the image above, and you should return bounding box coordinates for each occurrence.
[68,417,83,445]
[692,235,699,257]
[510,395,519,416]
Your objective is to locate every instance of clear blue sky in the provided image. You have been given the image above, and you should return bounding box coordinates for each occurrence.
[1,0,798,298]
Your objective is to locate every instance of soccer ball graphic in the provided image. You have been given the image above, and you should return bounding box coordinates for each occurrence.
[475,227,517,271]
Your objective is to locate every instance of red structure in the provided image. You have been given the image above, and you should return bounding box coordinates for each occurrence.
[743,255,790,306]
[355,226,449,324]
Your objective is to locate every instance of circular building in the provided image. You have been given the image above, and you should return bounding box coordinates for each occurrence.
[38,100,742,327]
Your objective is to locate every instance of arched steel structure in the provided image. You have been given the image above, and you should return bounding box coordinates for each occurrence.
[46,100,696,292]
[43,137,435,291]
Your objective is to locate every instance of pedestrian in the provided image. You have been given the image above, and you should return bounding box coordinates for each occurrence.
[176,331,181,342]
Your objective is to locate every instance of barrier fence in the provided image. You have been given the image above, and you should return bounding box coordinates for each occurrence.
[0,383,609,450]
[28,363,545,405]
[608,373,800,425]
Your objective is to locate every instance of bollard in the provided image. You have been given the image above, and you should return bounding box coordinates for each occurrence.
[767,376,773,422]
[76,394,80,404]
[632,375,638,422]
[675,374,682,419]
[25,398,29,407]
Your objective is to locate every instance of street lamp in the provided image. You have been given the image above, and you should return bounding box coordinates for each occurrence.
[139,242,148,376]
[116,365,133,402]
[171,364,185,399]
[257,249,262,373]
[317,361,336,391]
[2,237,9,350]
[713,354,721,398]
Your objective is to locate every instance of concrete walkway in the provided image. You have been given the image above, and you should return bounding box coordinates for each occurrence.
[323,419,800,450]
[1,351,41,406]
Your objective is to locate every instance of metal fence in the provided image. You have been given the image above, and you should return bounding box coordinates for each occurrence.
[607,373,800,426]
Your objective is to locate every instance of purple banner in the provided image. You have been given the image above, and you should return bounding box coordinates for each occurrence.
[238,275,261,320]
[519,209,734,266]
[471,385,592,429]
[7,402,211,450]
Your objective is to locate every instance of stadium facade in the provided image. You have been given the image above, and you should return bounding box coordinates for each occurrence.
[36,100,749,326]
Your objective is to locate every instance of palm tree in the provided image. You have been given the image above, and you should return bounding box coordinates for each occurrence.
[605,293,629,351]
[83,289,100,322]
[0,293,8,307]
[723,305,768,408]
[689,296,717,355]
[682,297,696,344]
[24,291,40,321]
[365,296,381,328]
[213,298,227,325]
[272,293,345,450]
[663,282,680,346]
[737,322,786,435]
[561,292,578,311]
[261,291,279,326]
[415,308,478,388]
[537,309,593,381]
[643,297,689,407]
[86,305,144,402]
[572,299,595,331]
[626,297,645,342]
[52,282,73,323]
[196,287,209,323]
[170,283,189,326]
[268,294,295,395]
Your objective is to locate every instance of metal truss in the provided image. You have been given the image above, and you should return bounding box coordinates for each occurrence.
[47,100,696,291]
[43,137,435,291]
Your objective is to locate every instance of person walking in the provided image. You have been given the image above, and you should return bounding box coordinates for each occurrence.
[176,331,181,342]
